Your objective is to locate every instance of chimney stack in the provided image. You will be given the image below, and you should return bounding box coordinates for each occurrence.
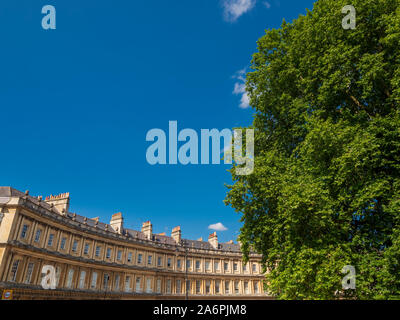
[208,232,218,249]
[171,226,181,243]
[44,193,70,215]
[110,212,124,234]
[142,221,152,239]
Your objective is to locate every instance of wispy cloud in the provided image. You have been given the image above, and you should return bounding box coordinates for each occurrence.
[232,68,250,109]
[222,0,256,22]
[263,1,271,9]
[208,222,228,231]
[220,143,232,154]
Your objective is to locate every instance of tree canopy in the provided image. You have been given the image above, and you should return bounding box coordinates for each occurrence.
[225,0,400,299]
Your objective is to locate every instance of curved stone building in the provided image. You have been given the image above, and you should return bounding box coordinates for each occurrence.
[0,187,268,300]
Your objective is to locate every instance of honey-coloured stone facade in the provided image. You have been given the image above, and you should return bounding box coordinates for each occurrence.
[0,187,269,300]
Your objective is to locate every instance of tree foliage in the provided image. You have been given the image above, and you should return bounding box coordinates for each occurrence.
[225,0,400,299]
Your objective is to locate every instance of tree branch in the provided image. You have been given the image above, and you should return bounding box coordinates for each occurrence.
[346,91,372,118]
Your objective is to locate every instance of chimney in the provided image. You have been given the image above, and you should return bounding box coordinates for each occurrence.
[142,221,152,239]
[44,193,70,215]
[110,212,124,234]
[171,226,181,243]
[208,232,218,249]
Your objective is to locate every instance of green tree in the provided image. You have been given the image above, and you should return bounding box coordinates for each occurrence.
[225,0,400,299]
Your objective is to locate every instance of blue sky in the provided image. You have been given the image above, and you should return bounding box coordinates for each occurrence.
[0,0,316,243]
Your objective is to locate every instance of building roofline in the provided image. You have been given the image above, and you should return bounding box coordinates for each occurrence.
[0,186,250,255]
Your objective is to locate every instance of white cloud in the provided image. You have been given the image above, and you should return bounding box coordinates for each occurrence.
[263,1,271,9]
[233,82,245,94]
[222,0,256,22]
[240,92,250,108]
[220,143,232,156]
[232,68,250,109]
[232,68,246,81]
[208,222,228,231]
[220,142,233,163]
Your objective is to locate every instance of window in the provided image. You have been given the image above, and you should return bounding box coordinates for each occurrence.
[66,269,74,288]
[167,258,172,267]
[186,259,191,269]
[115,275,120,291]
[177,259,181,268]
[91,272,98,289]
[106,248,112,259]
[215,280,221,294]
[234,281,239,294]
[156,279,161,293]
[10,260,20,282]
[254,281,259,294]
[158,257,162,266]
[127,252,133,263]
[117,250,122,261]
[205,280,211,294]
[252,263,257,273]
[225,281,230,294]
[103,273,110,291]
[79,271,86,289]
[47,234,54,247]
[95,246,101,257]
[166,279,171,293]
[148,255,152,265]
[60,237,67,250]
[196,260,201,270]
[205,261,210,271]
[72,240,78,253]
[244,281,249,294]
[196,280,201,294]
[243,263,247,272]
[146,278,152,293]
[84,243,90,255]
[214,261,219,271]
[25,263,34,284]
[34,229,42,243]
[20,224,29,239]
[125,276,131,292]
[176,280,181,294]
[137,253,143,264]
[224,262,229,271]
[233,263,238,271]
[136,277,141,292]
